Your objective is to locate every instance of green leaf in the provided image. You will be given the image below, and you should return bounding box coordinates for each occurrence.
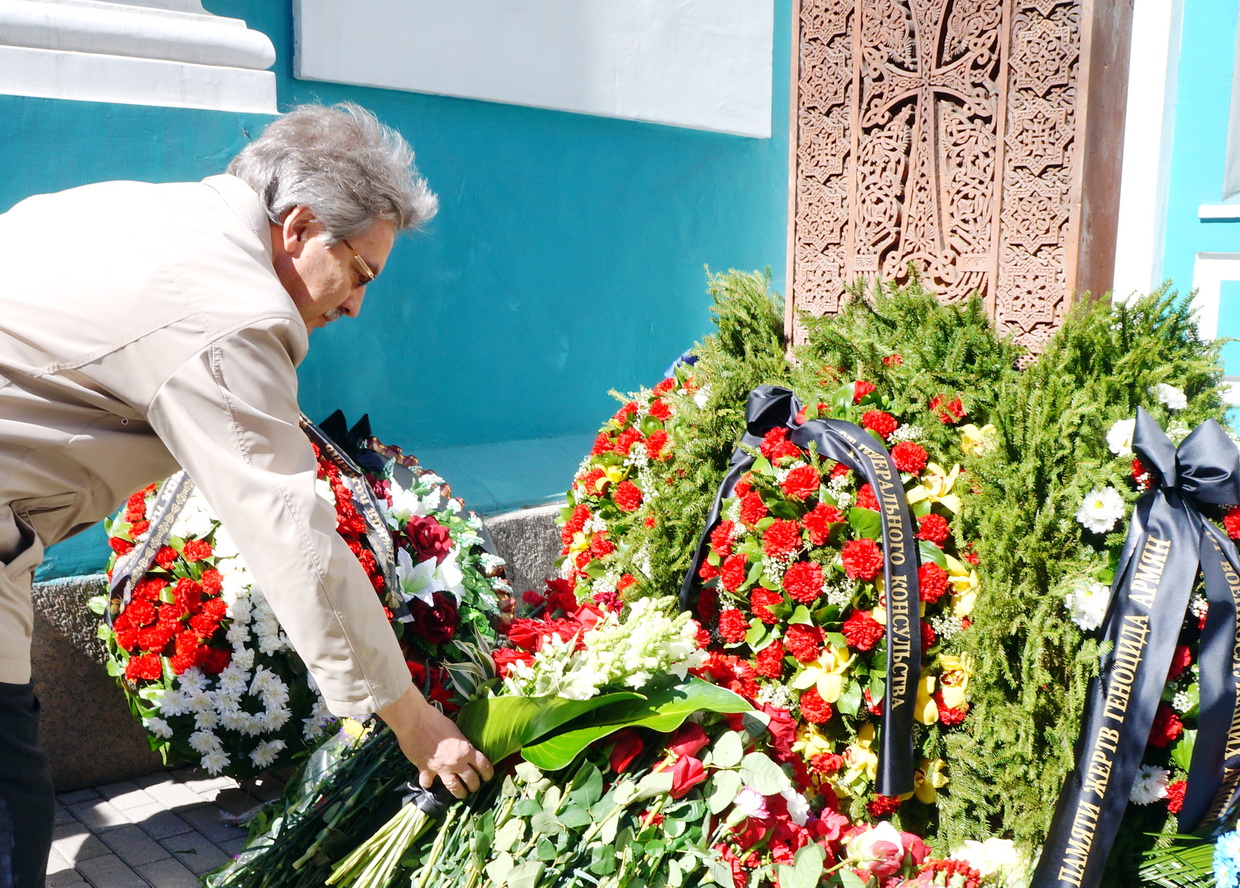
[707,769,743,814]
[837,681,863,716]
[918,540,947,568]
[559,805,592,829]
[706,858,734,886]
[507,860,546,888]
[519,678,751,771]
[535,838,557,860]
[744,620,772,650]
[739,752,791,794]
[492,819,525,854]
[848,507,882,540]
[485,852,515,884]
[455,690,645,763]
[789,605,813,626]
[708,731,745,769]
[775,842,826,888]
[568,764,604,809]
[911,498,932,518]
[530,811,564,836]
[837,868,868,888]
[1171,728,1197,772]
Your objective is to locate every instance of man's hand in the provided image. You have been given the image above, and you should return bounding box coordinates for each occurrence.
[377,685,493,799]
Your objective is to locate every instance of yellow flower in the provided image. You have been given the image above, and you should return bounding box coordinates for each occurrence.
[915,673,939,725]
[790,644,854,703]
[944,553,978,618]
[959,423,997,455]
[792,722,834,760]
[905,463,963,513]
[843,724,879,781]
[913,758,949,804]
[566,530,590,558]
[937,654,971,710]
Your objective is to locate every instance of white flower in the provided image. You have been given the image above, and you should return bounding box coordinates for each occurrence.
[733,787,769,820]
[1064,580,1111,631]
[693,384,711,409]
[185,689,213,713]
[1075,487,1125,534]
[1107,419,1136,458]
[155,689,190,717]
[200,750,232,775]
[1153,383,1187,411]
[193,709,220,730]
[1130,764,1169,805]
[189,730,222,755]
[144,716,174,739]
[950,839,1026,888]
[250,739,287,770]
[780,788,810,826]
[396,549,442,605]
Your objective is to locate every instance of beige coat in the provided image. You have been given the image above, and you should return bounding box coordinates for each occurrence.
[0,174,410,716]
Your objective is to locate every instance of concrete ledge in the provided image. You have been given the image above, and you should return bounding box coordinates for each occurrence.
[32,503,564,789]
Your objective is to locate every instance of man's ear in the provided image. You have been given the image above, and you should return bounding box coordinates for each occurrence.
[280,205,318,256]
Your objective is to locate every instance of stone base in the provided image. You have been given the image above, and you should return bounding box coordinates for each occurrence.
[31,503,564,790]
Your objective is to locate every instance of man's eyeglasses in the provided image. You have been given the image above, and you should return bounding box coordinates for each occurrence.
[341,239,378,286]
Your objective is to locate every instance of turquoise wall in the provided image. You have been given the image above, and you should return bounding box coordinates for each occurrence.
[17,1,792,578]
[1160,0,1240,290]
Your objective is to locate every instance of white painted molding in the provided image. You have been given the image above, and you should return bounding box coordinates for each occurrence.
[1199,203,1240,220]
[1113,0,1184,302]
[0,0,276,112]
[293,0,774,138]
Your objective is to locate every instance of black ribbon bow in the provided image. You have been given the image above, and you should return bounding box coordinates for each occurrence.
[1033,407,1240,888]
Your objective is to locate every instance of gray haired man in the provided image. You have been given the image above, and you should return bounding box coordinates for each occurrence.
[0,103,491,887]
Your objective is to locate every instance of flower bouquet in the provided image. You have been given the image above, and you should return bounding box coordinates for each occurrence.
[92,415,510,777]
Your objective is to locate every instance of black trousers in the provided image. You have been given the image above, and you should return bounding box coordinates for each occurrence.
[0,683,53,888]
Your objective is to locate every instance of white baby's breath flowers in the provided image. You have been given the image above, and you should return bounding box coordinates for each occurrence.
[1153,383,1188,411]
[1129,763,1170,805]
[1063,579,1111,631]
[1075,487,1126,534]
[888,424,924,443]
[1107,418,1136,458]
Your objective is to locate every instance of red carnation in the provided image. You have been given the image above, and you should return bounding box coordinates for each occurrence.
[613,402,639,425]
[917,514,951,546]
[733,476,752,499]
[841,538,884,581]
[648,399,672,420]
[129,520,150,538]
[785,623,824,663]
[861,410,898,439]
[124,654,162,682]
[853,380,876,403]
[614,428,644,456]
[199,569,223,595]
[855,483,879,511]
[739,492,768,527]
[1148,704,1184,749]
[921,621,936,653]
[718,608,750,644]
[181,539,213,562]
[919,563,950,604]
[698,559,720,581]
[1167,780,1187,814]
[866,795,902,818]
[614,481,644,512]
[783,561,824,604]
[890,441,928,475]
[930,395,966,424]
[750,588,784,624]
[810,752,844,774]
[938,703,968,726]
[842,609,885,651]
[780,464,820,501]
[883,353,903,367]
[109,537,134,556]
[754,641,786,678]
[616,575,637,594]
[697,587,719,623]
[589,535,616,559]
[561,504,591,546]
[199,648,230,675]
[798,686,833,724]
[589,432,613,456]
[710,521,737,557]
[132,578,167,601]
[1226,506,1240,541]
[763,519,803,558]
[803,502,844,546]
[654,377,677,395]
[721,554,749,593]
[646,430,670,459]
[1167,644,1193,681]
[760,427,791,459]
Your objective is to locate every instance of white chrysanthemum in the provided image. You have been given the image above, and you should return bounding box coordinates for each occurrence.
[189,730,222,755]
[780,788,811,826]
[250,739,287,770]
[1154,383,1187,411]
[950,839,1025,888]
[1075,487,1126,534]
[200,750,232,776]
[219,709,253,733]
[178,667,209,694]
[1130,764,1169,804]
[217,669,248,697]
[1064,580,1111,631]
[177,495,218,541]
[185,689,213,713]
[231,647,255,672]
[212,526,242,561]
[144,716,174,739]
[1107,419,1136,458]
[154,689,190,717]
[193,708,220,731]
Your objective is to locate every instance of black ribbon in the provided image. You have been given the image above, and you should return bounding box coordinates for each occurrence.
[1032,408,1240,888]
[680,385,921,795]
[107,471,195,623]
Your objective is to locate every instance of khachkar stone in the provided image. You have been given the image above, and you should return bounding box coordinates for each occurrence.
[787,0,1133,352]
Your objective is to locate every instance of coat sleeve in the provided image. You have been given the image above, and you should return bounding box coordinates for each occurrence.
[144,318,412,717]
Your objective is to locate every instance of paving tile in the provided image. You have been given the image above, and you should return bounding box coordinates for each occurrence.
[130,807,194,841]
[132,770,175,789]
[217,835,248,857]
[99,824,170,868]
[53,803,77,825]
[141,780,205,811]
[214,786,262,818]
[45,844,75,876]
[95,780,142,801]
[99,783,159,813]
[159,830,230,875]
[56,788,100,805]
[76,852,150,888]
[176,803,247,845]
[66,797,130,833]
[180,773,238,797]
[45,871,90,888]
[134,856,202,888]
[52,821,110,864]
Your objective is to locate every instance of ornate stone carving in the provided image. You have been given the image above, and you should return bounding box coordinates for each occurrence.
[788,0,1131,352]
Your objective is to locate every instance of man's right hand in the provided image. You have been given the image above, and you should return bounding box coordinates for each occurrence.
[376,684,494,798]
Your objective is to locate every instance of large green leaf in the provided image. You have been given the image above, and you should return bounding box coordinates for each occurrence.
[519,678,751,770]
[455,690,644,763]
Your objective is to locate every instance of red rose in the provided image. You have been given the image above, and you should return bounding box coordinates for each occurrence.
[666,754,708,800]
[710,521,737,557]
[718,608,750,643]
[855,483,879,511]
[917,514,951,546]
[783,561,824,604]
[785,623,824,663]
[798,686,833,724]
[1148,704,1183,748]
[750,588,784,624]
[842,609,885,651]
[609,728,645,773]
[1167,644,1193,681]
[919,563,950,604]
[410,592,458,645]
[405,516,453,564]
[721,554,749,593]
[780,465,820,501]
[614,481,644,512]
[841,538,884,581]
[890,441,928,475]
[739,492,768,527]
[492,647,534,679]
[853,380,876,403]
[754,641,785,678]
[667,723,710,759]
[803,503,844,546]
[861,410,898,439]
[763,519,803,558]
